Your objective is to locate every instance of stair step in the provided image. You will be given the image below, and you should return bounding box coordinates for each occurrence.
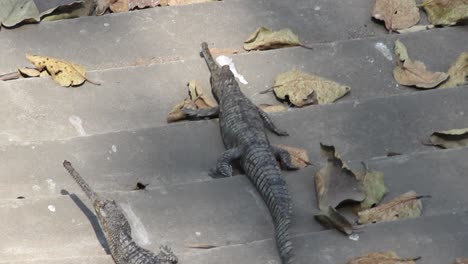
[2,256,114,264]
[1,146,467,261]
[0,27,466,144]
[0,86,467,198]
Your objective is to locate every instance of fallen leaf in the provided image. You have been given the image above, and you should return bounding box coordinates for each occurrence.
[347,251,420,264]
[41,0,96,21]
[209,48,239,57]
[258,104,287,113]
[26,54,98,87]
[244,27,306,51]
[95,0,113,15]
[159,0,218,6]
[186,244,217,249]
[315,144,365,211]
[129,0,161,9]
[394,39,409,62]
[393,59,449,88]
[358,191,423,224]
[429,128,468,148]
[273,69,350,107]
[273,144,310,169]
[371,0,420,31]
[456,258,468,264]
[315,206,354,235]
[18,67,41,77]
[167,80,216,123]
[396,24,434,33]
[439,52,468,89]
[0,72,20,81]
[110,0,129,12]
[421,0,468,26]
[358,166,388,209]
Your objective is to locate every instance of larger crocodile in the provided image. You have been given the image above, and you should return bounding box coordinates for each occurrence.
[63,160,178,264]
[184,42,298,264]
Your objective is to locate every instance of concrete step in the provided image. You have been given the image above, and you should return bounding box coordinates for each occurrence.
[3,256,114,264]
[1,27,466,145]
[1,146,467,261]
[0,85,467,198]
[0,0,396,72]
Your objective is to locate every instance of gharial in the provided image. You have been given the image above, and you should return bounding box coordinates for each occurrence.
[63,160,178,264]
[183,42,299,264]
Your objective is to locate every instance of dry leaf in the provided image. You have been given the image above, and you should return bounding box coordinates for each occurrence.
[439,52,468,89]
[347,251,420,264]
[110,0,129,12]
[244,27,302,51]
[394,39,409,62]
[258,104,287,113]
[186,244,217,249]
[358,168,388,209]
[159,0,218,6]
[421,0,468,26]
[18,67,41,77]
[129,0,161,9]
[209,48,239,57]
[393,59,449,88]
[315,144,365,211]
[396,24,434,33]
[273,69,350,107]
[166,80,217,123]
[315,206,354,235]
[456,258,468,264]
[429,128,468,148]
[371,0,420,31]
[26,54,98,87]
[358,191,423,224]
[273,144,310,169]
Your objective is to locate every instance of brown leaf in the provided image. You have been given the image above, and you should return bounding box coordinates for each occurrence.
[347,251,420,264]
[273,144,310,169]
[357,191,423,224]
[429,128,468,149]
[315,206,354,235]
[273,69,350,107]
[393,59,448,88]
[315,144,365,211]
[421,0,468,26]
[110,0,129,12]
[456,258,468,264]
[258,104,287,113]
[439,52,468,89]
[186,244,217,249]
[244,27,302,51]
[129,0,160,9]
[371,0,420,31]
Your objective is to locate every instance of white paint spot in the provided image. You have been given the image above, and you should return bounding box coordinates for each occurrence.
[195,232,201,236]
[31,146,35,150]
[46,179,56,191]
[111,145,117,153]
[349,233,359,241]
[215,56,248,84]
[68,115,87,136]
[120,203,150,245]
[314,6,321,10]
[79,29,87,34]
[48,205,56,212]
[104,23,110,27]
[106,156,110,161]
[374,42,393,61]
[32,185,41,191]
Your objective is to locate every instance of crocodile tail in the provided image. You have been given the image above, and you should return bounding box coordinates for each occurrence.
[200,42,220,73]
[63,160,99,203]
[245,148,294,264]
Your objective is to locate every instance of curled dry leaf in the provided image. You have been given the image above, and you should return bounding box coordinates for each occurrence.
[273,69,350,107]
[167,80,217,123]
[421,0,468,26]
[429,128,468,149]
[439,52,468,89]
[315,144,365,211]
[244,27,302,51]
[358,167,388,209]
[315,206,354,235]
[371,0,420,31]
[347,251,420,264]
[358,191,423,224]
[159,0,219,6]
[273,144,310,169]
[396,24,434,34]
[258,104,287,113]
[26,54,98,87]
[393,61,448,89]
[394,39,409,62]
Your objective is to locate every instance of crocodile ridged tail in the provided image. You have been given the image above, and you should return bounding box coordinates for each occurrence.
[244,147,294,264]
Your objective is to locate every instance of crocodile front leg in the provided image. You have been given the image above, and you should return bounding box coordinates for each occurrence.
[209,148,242,178]
[183,106,220,119]
[271,146,300,170]
[256,106,289,136]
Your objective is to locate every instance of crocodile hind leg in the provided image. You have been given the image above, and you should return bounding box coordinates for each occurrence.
[209,148,242,178]
[183,106,220,119]
[271,146,300,170]
[256,107,289,136]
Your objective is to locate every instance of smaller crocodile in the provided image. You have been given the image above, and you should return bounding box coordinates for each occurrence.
[63,160,178,264]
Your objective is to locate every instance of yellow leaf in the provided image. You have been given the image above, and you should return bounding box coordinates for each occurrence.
[439,52,468,89]
[348,251,420,264]
[258,104,287,113]
[25,54,97,87]
[244,27,302,51]
[18,67,41,77]
[421,0,468,26]
[429,128,468,148]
